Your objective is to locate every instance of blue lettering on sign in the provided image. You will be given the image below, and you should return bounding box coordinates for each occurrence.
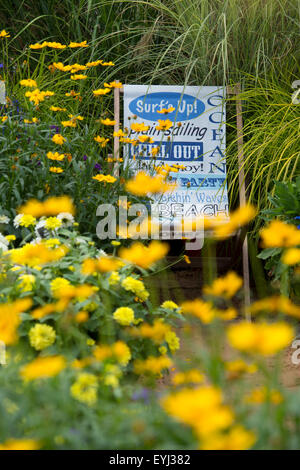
[171,174,226,189]
[129,92,205,121]
[128,141,203,161]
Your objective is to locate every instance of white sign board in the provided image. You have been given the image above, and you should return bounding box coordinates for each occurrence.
[123,85,228,225]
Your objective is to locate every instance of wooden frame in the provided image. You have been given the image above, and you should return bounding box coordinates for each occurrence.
[112,82,251,314]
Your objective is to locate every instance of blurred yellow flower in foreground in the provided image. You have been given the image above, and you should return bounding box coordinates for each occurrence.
[249,295,300,319]
[8,243,68,267]
[227,321,294,355]
[134,355,172,375]
[119,240,169,269]
[225,359,257,380]
[93,341,131,366]
[125,171,177,196]
[0,298,32,345]
[20,356,66,380]
[282,248,300,265]
[260,220,300,248]
[180,299,215,323]
[200,425,256,450]
[244,386,283,405]
[162,386,233,437]
[18,196,75,217]
[0,439,40,450]
[203,271,242,298]
[212,204,256,239]
[172,369,204,386]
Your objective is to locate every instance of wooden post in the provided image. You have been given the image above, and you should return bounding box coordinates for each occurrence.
[227,84,251,317]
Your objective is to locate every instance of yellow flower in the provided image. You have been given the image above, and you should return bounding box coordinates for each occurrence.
[0,439,40,450]
[121,276,149,301]
[161,386,233,436]
[47,151,65,161]
[104,81,123,88]
[125,171,176,196]
[49,167,64,173]
[25,88,55,106]
[45,216,62,230]
[172,369,204,386]
[161,300,179,310]
[203,271,242,298]
[138,135,154,143]
[94,136,110,147]
[244,386,283,405]
[29,324,56,351]
[134,355,172,375]
[282,248,300,265]
[17,214,36,227]
[65,90,81,98]
[69,40,89,48]
[82,257,122,274]
[75,311,89,323]
[8,243,68,267]
[249,295,300,319]
[46,41,66,49]
[19,79,37,88]
[51,277,71,297]
[5,235,16,242]
[50,106,67,112]
[165,331,180,352]
[0,30,10,38]
[108,271,120,285]
[200,426,256,450]
[0,299,32,345]
[31,304,57,320]
[70,373,98,406]
[61,120,76,128]
[93,88,111,96]
[260,220,300,248]
[93,341,131,366]
[156,119,173,131]
[113,307,135,326]
[212,205,257,239]
[151,147,160,156]
[52,134,66,145]
[180,299,215,323]
[157,106,175,114]
[101,118,116,125]
[129,319,170,343]
[18,196,75,217]
[225,359,257,379]
[92,174,116,183]
[70,74,87,80]
[19,274,35,292]
[227,321,294,355]
[119,240,169,268]
[29,41,48,49]
[130,122,149,132]
[20,356,66,380]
